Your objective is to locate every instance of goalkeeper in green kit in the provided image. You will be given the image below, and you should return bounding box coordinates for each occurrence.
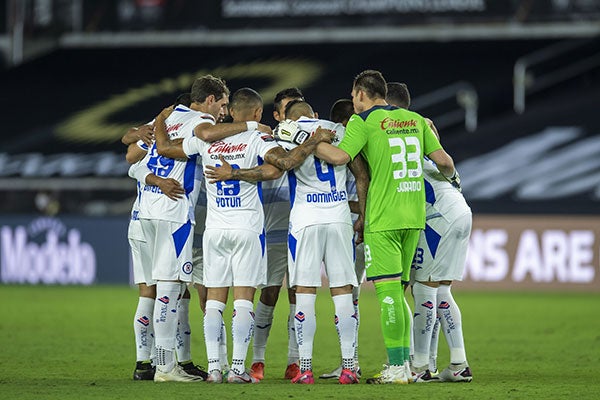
[314,70,459,384]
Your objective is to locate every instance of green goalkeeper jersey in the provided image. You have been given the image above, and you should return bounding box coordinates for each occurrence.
[338,105,442,233]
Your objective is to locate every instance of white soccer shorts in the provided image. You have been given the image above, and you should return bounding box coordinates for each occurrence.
[411,211,472,283]
[128,219,155,285]
[202,228,266,288]
[288,223,358,288]
[191,246,204,285]
[264,242,288,288]
[140,218,194,282]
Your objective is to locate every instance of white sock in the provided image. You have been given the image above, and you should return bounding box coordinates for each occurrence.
[352,292,360,366]
[176,297,191,363]
[204,299,226,372]
[412,282,438,368]
[153,281,184,372]
[252,301,274,363]
[134,296,154,362]
[287,303,299,365]
[332,293,357,371]
[437,284,467,364]
[430,316,440,371]
[231,299,255,375]
[295,293,316,372]
[405,293,414,366]
[219,320,229,370]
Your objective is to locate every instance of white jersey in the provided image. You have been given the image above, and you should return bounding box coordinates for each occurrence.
[286,117,351,233]
[138,105,214,224]
[263,169,290,245]
[182,128,281,234]
[423,157,471,222]
[127,160,149,242]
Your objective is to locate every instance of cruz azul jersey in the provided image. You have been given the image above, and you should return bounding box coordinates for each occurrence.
[285,117,351,233]
[138,105,215,224]
[423,157,471,222]
[262,172,290,245]
[182,129,281,234]
[339,106,443,232]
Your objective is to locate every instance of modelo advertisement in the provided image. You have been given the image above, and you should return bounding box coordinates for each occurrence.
[459,215,600,291]
[1,214,599,290]
[0,216,129,284]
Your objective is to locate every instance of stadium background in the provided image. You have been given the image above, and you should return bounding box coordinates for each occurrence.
[1,0,599,292]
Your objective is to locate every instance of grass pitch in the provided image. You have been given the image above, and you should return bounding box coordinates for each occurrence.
[1,285,599,399]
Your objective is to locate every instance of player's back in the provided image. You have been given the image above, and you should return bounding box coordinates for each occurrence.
[346,106,440,232]
[287,117,351,231]
[138,106,210,224]
[200,129,280,234]
[423,158,471,222]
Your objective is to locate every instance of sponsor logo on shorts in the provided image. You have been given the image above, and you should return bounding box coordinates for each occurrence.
[334,315,339,325]
[182,261,193,275]
[158,296,169,304]
[382,296,395,305]
[137,316,150,326]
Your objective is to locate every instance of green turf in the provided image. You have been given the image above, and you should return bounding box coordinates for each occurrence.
[1,285,599,399]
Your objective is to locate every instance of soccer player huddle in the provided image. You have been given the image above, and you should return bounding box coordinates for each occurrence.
[124,70,473,385]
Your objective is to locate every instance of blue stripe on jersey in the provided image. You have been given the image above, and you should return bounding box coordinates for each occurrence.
[257,156,264,203]
[288,233,297,262]
[424,179,436,205]
[137,181,142,202]
[424,223,441,259]
[357,105,397,121]
[288,169,297,209]
[260,229,266,257]
[175,106,190,112]
[266,229,287,245]
[346,178,357,197]
[183,154,197,196]
[172,220,192,257]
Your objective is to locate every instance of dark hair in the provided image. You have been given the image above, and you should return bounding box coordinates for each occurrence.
[386,82,411,109]
[273,87,304,113]
[173,92,192,107]
[284,99,314,120]
[353,70,387,100]
[190,74,229,103]
[230,87,263,113]
[329,98,354,124]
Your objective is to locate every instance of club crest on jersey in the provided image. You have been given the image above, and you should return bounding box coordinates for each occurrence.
[181,261,193,275]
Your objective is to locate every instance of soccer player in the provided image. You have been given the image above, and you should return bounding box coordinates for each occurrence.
[386,82,473,383]
[250,88,305,381]
[124,92,207,381]
[319,98,366,380]
[205,100,368,385]
[154,87,334,384]
[127,159,185,380]
[311,70,458,384]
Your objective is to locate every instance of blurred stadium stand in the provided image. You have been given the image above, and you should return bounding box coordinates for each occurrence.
[1,0,599,216]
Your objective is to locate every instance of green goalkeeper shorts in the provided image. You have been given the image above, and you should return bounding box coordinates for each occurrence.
[363,229,421,282]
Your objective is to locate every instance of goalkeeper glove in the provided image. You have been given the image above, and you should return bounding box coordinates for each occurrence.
[447,170,462,192]
[274,119,311,145]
